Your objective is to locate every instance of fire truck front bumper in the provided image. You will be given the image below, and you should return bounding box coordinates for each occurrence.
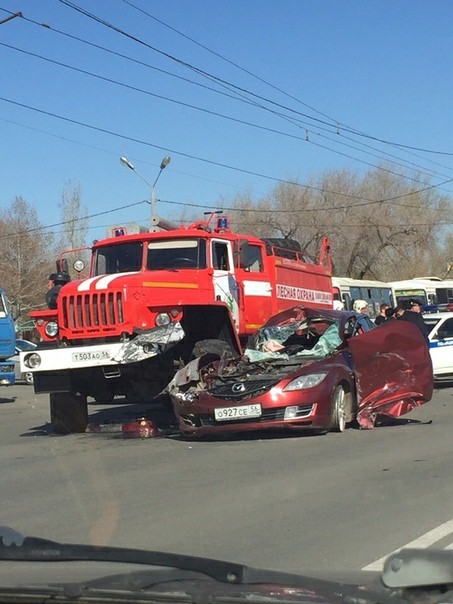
[20,323,185,375]
[20,342,126,376]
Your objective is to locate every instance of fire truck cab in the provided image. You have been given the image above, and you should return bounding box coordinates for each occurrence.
[21,214,333,434]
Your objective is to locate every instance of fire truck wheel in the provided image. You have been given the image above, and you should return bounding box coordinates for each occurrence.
[49,392,88,434]
[191,339,232,359]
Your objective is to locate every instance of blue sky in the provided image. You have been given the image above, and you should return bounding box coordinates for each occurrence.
[1,0,453,243]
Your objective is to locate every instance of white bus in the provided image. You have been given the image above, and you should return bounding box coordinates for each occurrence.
[389,278,453,310]
[387,279,435,307]
[332,277,394,319]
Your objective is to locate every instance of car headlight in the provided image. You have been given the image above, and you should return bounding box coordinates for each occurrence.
[24,353,41,369]
[45,321,59,337]
[155,312,171,327]
[283,372,327,391]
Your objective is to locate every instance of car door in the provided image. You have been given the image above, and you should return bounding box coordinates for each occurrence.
[428,316,453,376]
[347,320,433,428]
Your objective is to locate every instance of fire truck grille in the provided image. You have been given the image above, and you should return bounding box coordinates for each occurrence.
[61,292,124,330]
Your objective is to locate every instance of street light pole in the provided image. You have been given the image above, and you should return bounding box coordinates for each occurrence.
[150,156,171,221]
[120,155,171,228]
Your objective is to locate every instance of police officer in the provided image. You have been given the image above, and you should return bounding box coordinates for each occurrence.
[396,299,430,346]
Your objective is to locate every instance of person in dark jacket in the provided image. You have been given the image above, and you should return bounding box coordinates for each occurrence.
[396,299,430,346]
[375,303,390,326]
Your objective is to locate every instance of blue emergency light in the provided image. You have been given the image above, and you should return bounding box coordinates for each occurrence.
[217,217,229,229]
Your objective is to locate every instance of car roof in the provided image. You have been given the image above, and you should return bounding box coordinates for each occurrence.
[423,312,453,319]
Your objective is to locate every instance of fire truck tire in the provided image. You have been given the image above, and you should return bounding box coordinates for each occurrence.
[191,339,232,359]
[50,392,88,434]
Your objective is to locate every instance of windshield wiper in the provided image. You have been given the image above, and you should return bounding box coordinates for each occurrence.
[0,527,367,590]
[1,528,450,604]
[0,527,244,584]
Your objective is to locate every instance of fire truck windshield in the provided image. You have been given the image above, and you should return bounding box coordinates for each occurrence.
[147,238,207,270]
[94,241,144,275]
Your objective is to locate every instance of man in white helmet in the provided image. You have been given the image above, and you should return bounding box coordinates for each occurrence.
[353,299,369,315]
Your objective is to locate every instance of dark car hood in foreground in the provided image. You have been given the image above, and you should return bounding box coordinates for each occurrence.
[0,530,452,603]
[0,527,453,604]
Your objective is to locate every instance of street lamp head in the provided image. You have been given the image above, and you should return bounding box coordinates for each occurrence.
[120,156,135,170]
[119,155,172,230]
[160,156,171,170]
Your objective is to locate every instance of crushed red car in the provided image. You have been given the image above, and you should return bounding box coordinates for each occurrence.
[168,306,433,437]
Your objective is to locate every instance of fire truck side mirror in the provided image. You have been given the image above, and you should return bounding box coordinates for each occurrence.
[56,258,69,274]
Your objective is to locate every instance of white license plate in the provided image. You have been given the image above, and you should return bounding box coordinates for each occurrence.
[72,350,111,363]
[214,404,262,422]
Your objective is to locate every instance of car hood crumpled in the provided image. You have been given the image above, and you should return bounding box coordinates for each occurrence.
[347,319,433,429]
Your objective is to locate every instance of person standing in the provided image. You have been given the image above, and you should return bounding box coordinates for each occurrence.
[396,299,430,346]
[375,303,390,326]
[353,299,369,315]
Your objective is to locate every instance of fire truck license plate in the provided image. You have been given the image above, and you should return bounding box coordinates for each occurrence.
[214,404,262,422]
[72,350,111,363]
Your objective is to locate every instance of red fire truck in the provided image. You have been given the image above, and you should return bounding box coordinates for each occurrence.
[21,213,333,434]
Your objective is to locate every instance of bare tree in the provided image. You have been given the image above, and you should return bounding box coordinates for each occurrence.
[228,166,452,280]
[57,181,89,277]
[0,196,55,329]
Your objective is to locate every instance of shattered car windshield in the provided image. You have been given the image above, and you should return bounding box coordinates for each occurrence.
[246,308,343,361]
[146,238,207,270]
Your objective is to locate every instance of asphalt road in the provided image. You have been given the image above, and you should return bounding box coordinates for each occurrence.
[1,383,452,576]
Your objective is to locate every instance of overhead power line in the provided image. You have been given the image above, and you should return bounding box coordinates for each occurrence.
[3,4,453,159]
[0,95,373,202]
[4,95,453,209]
[5,41,453,192]
[0,199,147,240]
[4,41,450,190]
[5,7,453,187]
[55,0,453,157]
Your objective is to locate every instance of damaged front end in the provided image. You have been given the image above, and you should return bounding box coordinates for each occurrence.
[113,322,185,364]
[168,305,434,437]
[168,353,285,405]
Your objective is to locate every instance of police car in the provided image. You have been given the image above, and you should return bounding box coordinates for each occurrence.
[423,312,453,382]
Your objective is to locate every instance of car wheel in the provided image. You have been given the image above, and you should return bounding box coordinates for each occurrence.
[329,385,347,433]
[25,372,34,385]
